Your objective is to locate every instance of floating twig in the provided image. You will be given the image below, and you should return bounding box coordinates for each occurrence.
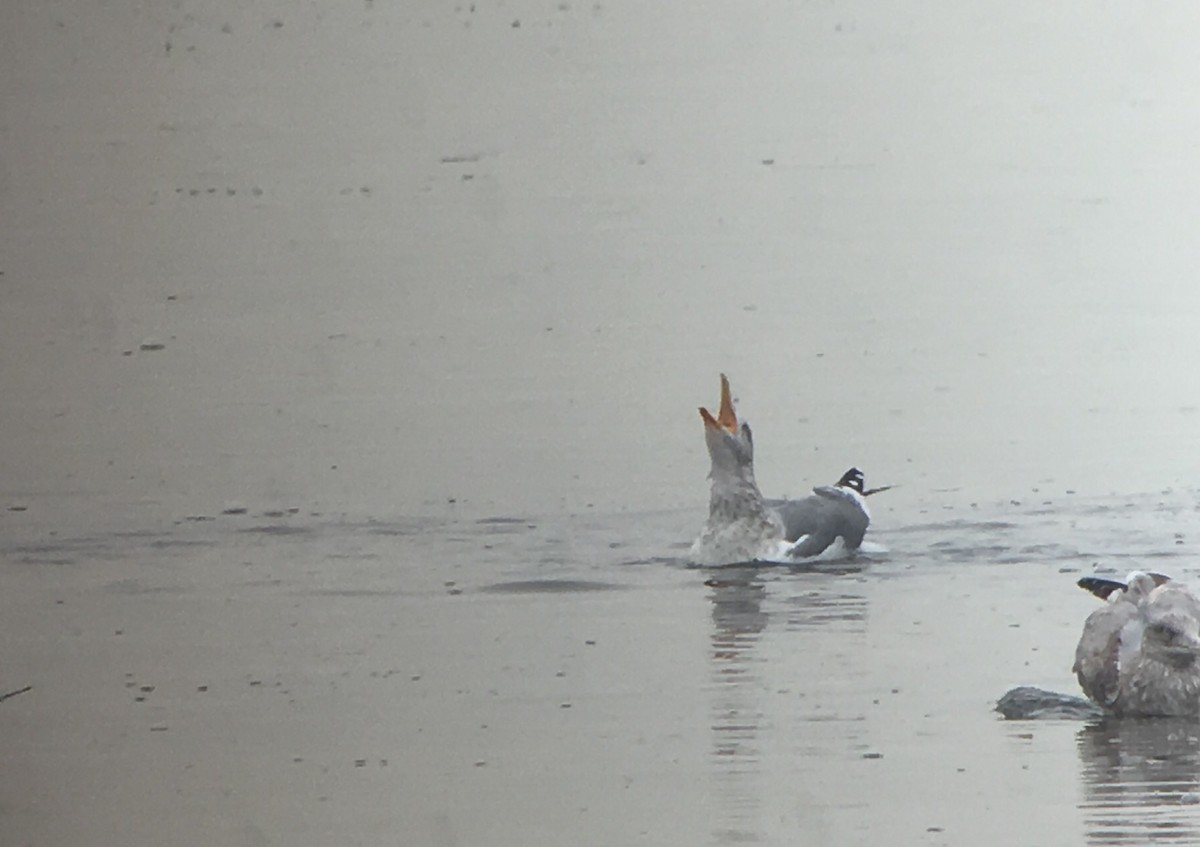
[0,685,32,703]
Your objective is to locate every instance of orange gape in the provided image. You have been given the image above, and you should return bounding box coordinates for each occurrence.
[699,373,737,432]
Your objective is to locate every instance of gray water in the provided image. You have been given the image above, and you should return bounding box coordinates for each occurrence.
[5,1,1200,845]
[4,497,1200,845]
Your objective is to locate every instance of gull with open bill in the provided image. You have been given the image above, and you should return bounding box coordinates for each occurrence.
[688,374,887,567]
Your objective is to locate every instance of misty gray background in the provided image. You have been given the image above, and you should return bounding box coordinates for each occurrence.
[5,1,1200,526]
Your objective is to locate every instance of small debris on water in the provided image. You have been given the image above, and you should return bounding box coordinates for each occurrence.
[862,752,883,759]
[139,338,166,351]
[150,723,169,732]
[222,502,248,515]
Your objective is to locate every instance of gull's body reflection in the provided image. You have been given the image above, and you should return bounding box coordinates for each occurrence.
[1077,718,1200,844]
[706,565,867,845]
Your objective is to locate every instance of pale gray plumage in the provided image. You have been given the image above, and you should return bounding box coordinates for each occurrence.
[1074,572,1200,717]
[766,468,871,556]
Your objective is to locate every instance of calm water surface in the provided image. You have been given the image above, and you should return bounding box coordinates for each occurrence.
[5,492,1200,845]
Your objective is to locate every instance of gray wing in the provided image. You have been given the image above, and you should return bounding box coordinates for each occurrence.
[786,526,841,559]
[811,487,869,550]
[1074,601,1135,708]
[767,496,833,544]
[767,488,869,556]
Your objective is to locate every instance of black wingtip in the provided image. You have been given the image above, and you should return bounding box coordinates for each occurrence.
[835,468,892,496]
[835,467,865,493]
[1077,576,1127,600]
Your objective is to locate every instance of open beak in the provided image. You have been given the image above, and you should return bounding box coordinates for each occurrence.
[699,374,738,432]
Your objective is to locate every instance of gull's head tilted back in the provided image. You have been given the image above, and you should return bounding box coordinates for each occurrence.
[689,374,784,566]
[699,373,757,490]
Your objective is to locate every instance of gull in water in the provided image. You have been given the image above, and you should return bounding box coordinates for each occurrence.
[1073,571,1200,717]
[688,374,886,567]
